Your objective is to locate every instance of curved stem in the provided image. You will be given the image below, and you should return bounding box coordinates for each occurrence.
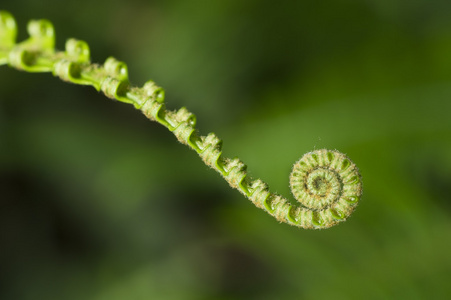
[0,11,363,229]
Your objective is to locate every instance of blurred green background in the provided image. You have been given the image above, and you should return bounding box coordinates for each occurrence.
[1,0,451,299]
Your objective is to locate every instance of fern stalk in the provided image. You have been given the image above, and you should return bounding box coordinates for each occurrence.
[0,11,363,229]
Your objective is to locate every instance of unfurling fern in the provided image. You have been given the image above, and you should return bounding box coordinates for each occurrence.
[0,11,362,229]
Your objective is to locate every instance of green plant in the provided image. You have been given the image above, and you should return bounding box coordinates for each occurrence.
[0,11,362,229]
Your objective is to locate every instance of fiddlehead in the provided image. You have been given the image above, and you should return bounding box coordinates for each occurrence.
[288,150,361,228]
[0,12,363,229]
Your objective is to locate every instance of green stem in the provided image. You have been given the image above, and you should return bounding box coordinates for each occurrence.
[0,11,363,229]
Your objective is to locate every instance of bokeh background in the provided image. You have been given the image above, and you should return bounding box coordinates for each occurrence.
[1,0,451,299]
